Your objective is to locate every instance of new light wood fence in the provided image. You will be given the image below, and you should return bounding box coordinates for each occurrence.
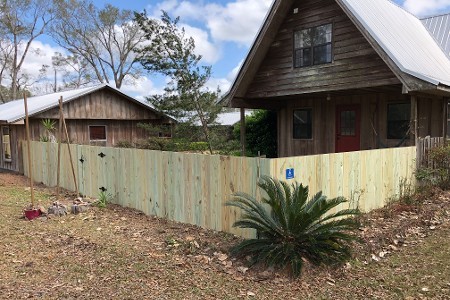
[24,142,417,236]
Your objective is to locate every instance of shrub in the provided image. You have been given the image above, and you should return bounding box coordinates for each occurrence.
[188,142,209,152]
[115,140,133,148]
[233,110,277,158]
[226,175,360,278]
[416,145,450,189]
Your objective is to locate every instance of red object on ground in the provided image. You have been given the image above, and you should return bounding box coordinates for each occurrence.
[24,209,41,220]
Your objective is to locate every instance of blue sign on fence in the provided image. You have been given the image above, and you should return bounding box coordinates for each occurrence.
[286,168,295,180]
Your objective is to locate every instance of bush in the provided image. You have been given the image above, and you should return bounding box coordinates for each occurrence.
[416,145,450,189]
[226,175,360,278]
[115,140,133,148]
[233,110,277,158]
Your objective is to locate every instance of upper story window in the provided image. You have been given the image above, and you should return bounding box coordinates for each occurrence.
[294,24,332,68]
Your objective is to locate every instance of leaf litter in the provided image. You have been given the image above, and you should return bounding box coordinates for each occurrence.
[0,172,449,299]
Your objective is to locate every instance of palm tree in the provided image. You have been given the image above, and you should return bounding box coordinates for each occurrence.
[226,175,360,277]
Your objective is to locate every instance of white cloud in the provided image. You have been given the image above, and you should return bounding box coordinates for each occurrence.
[204,0,272,45]
[402,0,450,16]
[21,40,66,81]
[182,24,222,63]
[121,76,157,97]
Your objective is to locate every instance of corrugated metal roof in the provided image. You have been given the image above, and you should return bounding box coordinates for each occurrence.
[340,0,450,87]
[421,13,450,59]
[0,84,174,124]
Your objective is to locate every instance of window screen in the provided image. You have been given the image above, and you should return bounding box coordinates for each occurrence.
[387,103,410,139]
[293,109,312,139]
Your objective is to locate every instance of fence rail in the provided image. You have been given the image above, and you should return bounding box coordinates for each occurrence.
[25,142,417,236]
[416,136,446,168]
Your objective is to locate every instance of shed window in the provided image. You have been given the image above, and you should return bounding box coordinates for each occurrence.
[294,24,332,68]
[293,109,312,139]
[387,103,411,139]
[2,126,12,161]
[89,125,107,141]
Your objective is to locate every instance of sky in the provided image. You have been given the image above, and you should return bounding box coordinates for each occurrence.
[22,0,450,100]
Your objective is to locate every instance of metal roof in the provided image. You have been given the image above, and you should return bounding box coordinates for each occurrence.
[0,84,176,124]
[421,13,450,59]
[340,0,450,87]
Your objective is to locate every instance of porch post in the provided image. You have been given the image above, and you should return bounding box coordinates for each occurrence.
[240,107,246,156]
[444,97,448,144]
[411,95,418,145]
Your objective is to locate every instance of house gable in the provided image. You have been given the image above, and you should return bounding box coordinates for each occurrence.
[32,88,165,121]
[244,0,401,100]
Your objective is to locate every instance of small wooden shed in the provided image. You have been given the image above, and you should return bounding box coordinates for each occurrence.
[0,84,175,173]
[223,0,450,157]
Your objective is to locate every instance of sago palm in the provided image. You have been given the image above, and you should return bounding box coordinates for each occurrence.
[226,175,360,277]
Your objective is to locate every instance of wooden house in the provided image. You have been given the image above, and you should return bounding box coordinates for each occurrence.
[0,84,175,173]
[223,0,450,157]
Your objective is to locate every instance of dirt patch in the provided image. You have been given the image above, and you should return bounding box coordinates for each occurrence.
[0,171,449,299]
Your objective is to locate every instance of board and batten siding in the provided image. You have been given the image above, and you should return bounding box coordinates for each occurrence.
[34,89,162,120]
[277,92,446,157]
[26,142,417,237]
[245,0,401,99]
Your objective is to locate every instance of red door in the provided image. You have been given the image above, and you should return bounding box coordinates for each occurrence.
[336,105,361,153]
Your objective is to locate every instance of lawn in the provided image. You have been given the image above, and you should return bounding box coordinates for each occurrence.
[0,172,449,299]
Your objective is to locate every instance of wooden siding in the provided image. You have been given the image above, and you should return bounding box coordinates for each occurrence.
[277,91,445,157]
[33,89,162,120]
[245,0,401,99]
[0,125,25,172]
[26,119,157,147]
[26,142,416,236]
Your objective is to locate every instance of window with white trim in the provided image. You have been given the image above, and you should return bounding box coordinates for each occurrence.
[2,126,12,161]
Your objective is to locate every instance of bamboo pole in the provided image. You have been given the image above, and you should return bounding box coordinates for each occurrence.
[56,97,63,199]
[60,99,79,196]
[24,94,35,207]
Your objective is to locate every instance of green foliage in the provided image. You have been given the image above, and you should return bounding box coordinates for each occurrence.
[416,145,450,189]
[95,191,110,208]
[226,176,360,278]
[134,11,222,153]
[41,119,56,131]
[188,142,209,152]
[115,140,133,148]
[233,110,277,158]
[40,119,56,142]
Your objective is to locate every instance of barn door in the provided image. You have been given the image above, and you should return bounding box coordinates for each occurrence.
[336,105,361,153]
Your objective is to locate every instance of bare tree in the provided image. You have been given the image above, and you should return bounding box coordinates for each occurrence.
[51,51,96,91]
[51,1,146,89]
[0,0,55,101]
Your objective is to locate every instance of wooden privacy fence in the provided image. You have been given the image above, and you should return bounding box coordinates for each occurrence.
[25,142,416,236]
[416,136,446,168]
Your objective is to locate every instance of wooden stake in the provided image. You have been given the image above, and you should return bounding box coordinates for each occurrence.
[24,94,35,207]
[56,97,63,199]
[60,100,79,196]
[240,107,246,156]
